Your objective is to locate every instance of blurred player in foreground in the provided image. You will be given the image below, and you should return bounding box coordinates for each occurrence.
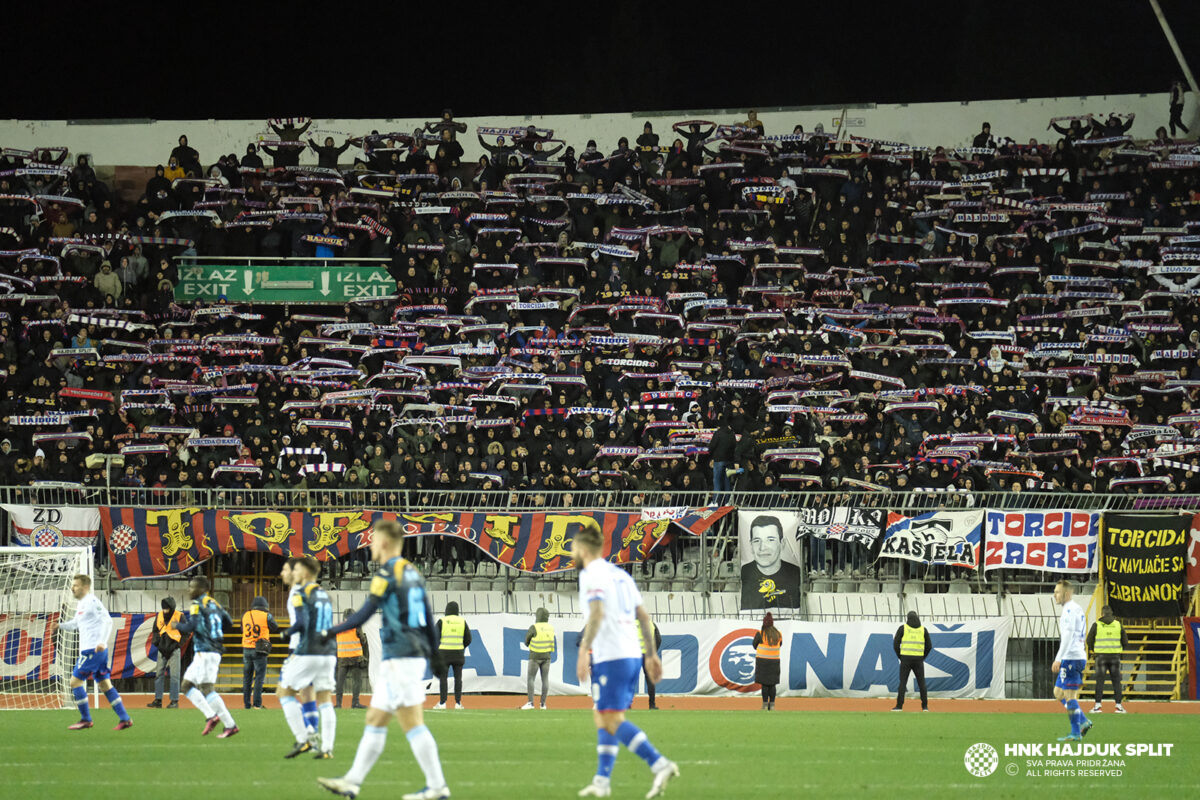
[49,573,133,730]
[573,519,679,799]
[316,520,449,800]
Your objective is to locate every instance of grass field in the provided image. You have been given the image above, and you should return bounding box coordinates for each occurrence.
[3,702,1197,799]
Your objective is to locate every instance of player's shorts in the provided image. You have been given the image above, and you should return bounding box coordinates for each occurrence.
[591,656,641,712]
[72,648,111,681]
[183,651,222,685]
[1056,659,1086,691]
[279,654,336,693]
[370,657,427,712]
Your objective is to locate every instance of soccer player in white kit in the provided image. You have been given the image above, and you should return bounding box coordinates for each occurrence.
[1052,579,1093,741]
[573,519,679,799]
[49,573,133,730]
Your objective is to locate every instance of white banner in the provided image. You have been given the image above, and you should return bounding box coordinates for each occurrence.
[982,510,1100,573]
[363,614,1010,699]
[736,511,803,609]
[3,505,100,547]
[878,510,985,569]
[796,506,885,546]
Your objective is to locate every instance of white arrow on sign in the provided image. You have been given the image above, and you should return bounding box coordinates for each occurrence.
[320,272,331,296]
[243,270,254,295]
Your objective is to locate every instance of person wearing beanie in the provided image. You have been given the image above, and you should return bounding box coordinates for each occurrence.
[1086,604,1129,713]
[240,595,280,709]
[148,596,183,708]
[752,612,783,710]
[522,607,556,709]
[892,610,932,711]
[334,608,370,710]
[433,601,471,710]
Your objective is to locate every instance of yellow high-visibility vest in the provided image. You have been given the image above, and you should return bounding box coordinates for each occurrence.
[440,616,466,650]
[529,622,555,655]
[1094,620,1123,654]
[900,625,925,658]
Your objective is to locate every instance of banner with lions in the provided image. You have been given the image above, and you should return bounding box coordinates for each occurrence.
[99,507,732,579]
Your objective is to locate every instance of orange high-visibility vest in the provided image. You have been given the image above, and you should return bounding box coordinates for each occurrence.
[241,609,270,649]
[156,610,182,642]
[756,633,781,660]
[337,629,364,659]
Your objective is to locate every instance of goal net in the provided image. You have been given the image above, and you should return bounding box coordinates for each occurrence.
[0,547,93,710]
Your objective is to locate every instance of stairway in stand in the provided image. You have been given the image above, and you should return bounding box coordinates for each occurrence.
[1080,619,1186,701]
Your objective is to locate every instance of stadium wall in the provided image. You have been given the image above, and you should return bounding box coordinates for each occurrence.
[0,91,1183,170]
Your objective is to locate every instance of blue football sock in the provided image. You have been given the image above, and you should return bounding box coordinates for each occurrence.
[1066,699,1081,735]
[72,686,92,722]
[302,700,318,731]
[596,729,618,780]
[616,720,663,769]
[104,687,130,722]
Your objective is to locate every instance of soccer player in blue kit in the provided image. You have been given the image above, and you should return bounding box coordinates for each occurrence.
[279,555,338,759]
[315,519,449,800]
[1052,579,1093,742]
[176,576,239,738]
[573,519,679,799]
[49,573,133,731]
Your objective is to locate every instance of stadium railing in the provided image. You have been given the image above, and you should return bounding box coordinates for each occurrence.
[2,485,1195,513]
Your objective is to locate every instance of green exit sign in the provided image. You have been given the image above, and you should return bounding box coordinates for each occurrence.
[176,263,396,303]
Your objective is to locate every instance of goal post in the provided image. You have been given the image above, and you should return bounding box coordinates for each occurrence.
[0,547,93,710]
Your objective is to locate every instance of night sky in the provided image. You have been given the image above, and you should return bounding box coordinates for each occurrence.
[5,0,1198,120]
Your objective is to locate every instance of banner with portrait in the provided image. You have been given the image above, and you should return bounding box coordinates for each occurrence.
[1101,513,1188,617]
[982,510,1100,573]
[100,507,733,580]
[876,510,984,569]
[736,511,803,610]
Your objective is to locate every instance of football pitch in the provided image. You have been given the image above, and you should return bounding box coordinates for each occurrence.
[3,703,1196,799]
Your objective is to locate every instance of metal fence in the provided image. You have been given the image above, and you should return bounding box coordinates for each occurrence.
[2,485,1197,513]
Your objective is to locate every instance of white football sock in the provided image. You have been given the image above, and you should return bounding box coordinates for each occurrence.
[406,724,446,790]
[281,696,308,743]
[186,687,214,718]
[345,725,387,786]
[207,692,235,728]
[319,701,337,752]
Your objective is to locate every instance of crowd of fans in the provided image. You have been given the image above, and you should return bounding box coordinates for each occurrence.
[2,106,1200,540]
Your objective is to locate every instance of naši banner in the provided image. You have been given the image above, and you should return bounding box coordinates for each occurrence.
[2,505,100,547]
[99,507,733,579]
[357,614,1010,699]
[876,511,984,569]
[0,612,158,681]
[1101,513,1189,617]
[982,510,1100,573]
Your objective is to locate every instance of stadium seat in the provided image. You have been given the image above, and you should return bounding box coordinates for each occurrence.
[446,578,469,592]
[513,578,536,591]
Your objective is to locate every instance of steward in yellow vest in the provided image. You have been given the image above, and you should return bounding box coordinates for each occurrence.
[893,611,932,711]
[240,595,280,710]
[523,607,556,709]
[638,619,663,710]
[434,601,472,709]
[1086,605,1129,711]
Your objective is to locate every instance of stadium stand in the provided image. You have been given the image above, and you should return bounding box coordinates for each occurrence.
[1,111,1199,588]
